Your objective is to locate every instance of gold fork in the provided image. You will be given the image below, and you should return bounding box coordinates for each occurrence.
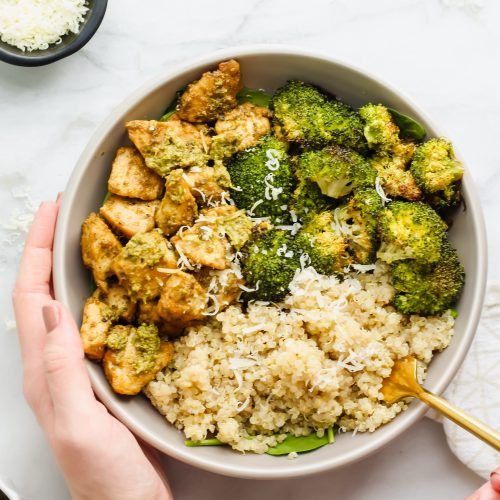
[381,356,500,451]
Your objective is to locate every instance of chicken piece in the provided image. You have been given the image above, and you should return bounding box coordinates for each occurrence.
[104,324,174,395]
[155,169,198,236]
[81,213,122,292]
[99,195,159,239]
[96,283,136,322]
[157,271,208,323]
[126,118,211,177]
[108,147,164,200]
[183,166,225,204]
[80,284,136,360]
[178,59,242,123]
[199,205,253,250]
[171,221,228,270]
[112,229,177,301]
[196,268,244,311]
[137,299,186,337]
[80,292,113,360]
[200,205,238,220]
[211,102,271,159]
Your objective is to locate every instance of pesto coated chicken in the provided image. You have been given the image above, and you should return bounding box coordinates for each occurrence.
[80,59,465,401]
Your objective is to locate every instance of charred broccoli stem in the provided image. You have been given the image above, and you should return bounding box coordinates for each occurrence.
[227,136,294,222]
[297,145,377,199]
[294,211,350,275]
[271,80,367,151]
[377,201,446,264]
[391,241,465,315]
[240,229,300,302]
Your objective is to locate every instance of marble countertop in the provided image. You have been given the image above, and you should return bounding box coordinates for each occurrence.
[0,0,498,498]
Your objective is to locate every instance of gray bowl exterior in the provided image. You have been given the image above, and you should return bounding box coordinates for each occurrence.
[0,0,107,67]
[53,46,487,479]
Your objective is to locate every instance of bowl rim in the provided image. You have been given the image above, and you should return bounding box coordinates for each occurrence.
[53,44,488,479]
[0,0,108,67]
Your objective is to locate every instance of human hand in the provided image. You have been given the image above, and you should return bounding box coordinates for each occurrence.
[466,469,500,500]
[12,199,172,500]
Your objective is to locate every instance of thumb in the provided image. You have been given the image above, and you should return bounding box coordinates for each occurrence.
[42,301,96,422]
[491,469,500,493]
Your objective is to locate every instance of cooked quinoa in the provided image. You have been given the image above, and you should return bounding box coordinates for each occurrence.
[145,262,454,453]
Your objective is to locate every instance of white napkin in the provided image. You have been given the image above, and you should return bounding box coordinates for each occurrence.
[442,281,500,479]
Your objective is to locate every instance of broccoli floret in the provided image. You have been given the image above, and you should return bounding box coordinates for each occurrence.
[297,145,377,199]
[425,184,462,212]
[377,201,446,264]
[295,211,350,275]
[240,229,300,302]
[410,138,464,210]
[359,103,400,151]
[371,141,422,201]
[271,80,366,151]
[341,188,384,264]
[289,179,333,221]
[227,136,294,222]
[391,241,465,315]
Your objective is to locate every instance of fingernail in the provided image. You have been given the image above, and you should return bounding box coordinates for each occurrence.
[56,192,63,203]
[42,304,60,332]
[491,471,500,480]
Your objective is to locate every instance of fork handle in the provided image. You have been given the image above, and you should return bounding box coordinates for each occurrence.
[418,389,500,451]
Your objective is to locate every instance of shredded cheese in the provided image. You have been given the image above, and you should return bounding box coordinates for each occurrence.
[0,0,89,52]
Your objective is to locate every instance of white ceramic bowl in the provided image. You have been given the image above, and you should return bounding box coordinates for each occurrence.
[53,45,487,479]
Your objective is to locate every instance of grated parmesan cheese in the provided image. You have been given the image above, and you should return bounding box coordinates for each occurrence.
[0,0,89,52]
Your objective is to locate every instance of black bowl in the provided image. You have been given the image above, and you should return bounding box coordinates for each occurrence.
[0,0,107,67]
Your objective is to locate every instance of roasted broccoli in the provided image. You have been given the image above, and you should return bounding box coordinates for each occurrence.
[391,241,465,315]
[294,211,350,275]
[240,229,300,302]
[377,201,446,264]
[339,188,384,264]
[370,140,422,201]
[227,136,294,222]
[271,80,366,151]
[289,179,333,221]
[359,103,400,151]
[410,138,464,211]
[297,145,377,199]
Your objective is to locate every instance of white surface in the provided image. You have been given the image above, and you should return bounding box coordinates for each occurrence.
[0,0,499,498]
[444,281,500,478]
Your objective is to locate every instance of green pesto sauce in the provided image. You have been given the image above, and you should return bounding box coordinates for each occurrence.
[123,232,167,267]
[132,324,161,375]
[146,132,209,177]
[220,210,253,250]
[106,326,129,351]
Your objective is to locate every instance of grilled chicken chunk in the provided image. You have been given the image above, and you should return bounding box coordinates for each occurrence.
[171,221,228,270]
[178,59,242,123]
[155,169,198,236]
[183,166,225,204]
[157,271,207,324]
[112,229,177,301]
[81,213,122,292]
[100,195,159,239]
[104,324,174,395]
[196,268,243,311]
[211,102,271,159]
[80,284,136,360]
[108,147,164,200]
[137,299,186,337]
[126,118,211,177]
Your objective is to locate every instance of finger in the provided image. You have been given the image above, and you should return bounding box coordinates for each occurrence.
[14,201,59,295]
[139,441,173,497]
[466,480,500,500]
[491,469,500,493]
[13,201,59,384]
[42,301,96,424]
